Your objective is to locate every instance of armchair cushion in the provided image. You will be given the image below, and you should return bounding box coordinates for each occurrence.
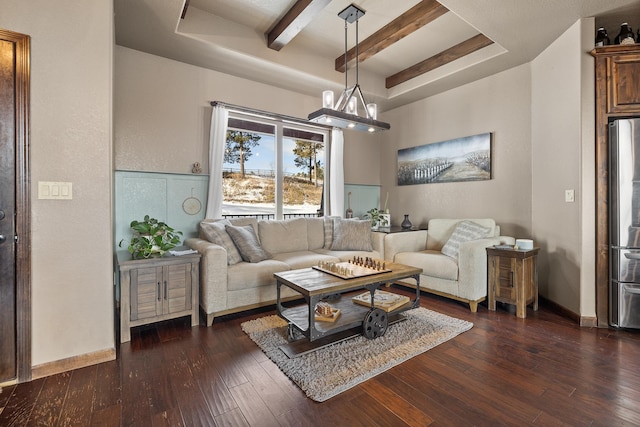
[395,250,459,281]
[441,220,491,259]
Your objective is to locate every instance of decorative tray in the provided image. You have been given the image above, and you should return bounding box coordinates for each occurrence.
[493,244,516,250]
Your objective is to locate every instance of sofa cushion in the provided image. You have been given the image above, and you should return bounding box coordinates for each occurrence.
[259,218,308,254]
[330,219,373,251]
[395,250,459,281]
[271,251,339,270]
[226,224,270,263]
[441,220,491,259]
[314,248,382,262]
[306,217,326,250]
[226,259,290,291]
[199,220,243,265]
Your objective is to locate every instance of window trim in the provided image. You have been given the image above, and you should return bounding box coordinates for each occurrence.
[218,102,329,219]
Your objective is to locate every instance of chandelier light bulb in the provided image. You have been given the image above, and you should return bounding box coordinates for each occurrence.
[347,97,358,115]
[366,103,377,120]
[322,90,334,109]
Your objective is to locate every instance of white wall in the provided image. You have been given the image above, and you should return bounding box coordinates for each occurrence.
[380,64,532,236]
[1,1,115,367]
[531,19,595,317]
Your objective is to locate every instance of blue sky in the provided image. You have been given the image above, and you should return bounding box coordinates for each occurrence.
[224,135,325,175]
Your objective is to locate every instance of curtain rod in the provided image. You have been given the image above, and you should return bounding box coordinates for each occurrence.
[210,101,332,130]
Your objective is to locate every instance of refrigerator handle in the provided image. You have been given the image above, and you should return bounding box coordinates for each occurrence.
[626,287,640,295]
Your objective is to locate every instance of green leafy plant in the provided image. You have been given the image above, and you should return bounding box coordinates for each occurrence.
[365,207,389,228]
[119,215,182,259]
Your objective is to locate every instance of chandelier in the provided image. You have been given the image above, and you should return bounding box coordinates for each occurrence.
[308,3,390,132]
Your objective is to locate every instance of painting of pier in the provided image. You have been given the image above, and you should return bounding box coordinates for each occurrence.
[397,133,491,185]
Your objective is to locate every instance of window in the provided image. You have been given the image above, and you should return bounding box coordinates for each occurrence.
[222,112,327,219]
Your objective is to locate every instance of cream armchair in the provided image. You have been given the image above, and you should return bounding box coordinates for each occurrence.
[385,218,514,312]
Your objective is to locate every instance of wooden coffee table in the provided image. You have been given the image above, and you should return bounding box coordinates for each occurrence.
[275,261,422,357]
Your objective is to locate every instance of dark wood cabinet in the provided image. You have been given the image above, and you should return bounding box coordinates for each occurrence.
[592,45,640,327]
[117,250,200,343]
[487,247,539,318]
[605,52,640,114]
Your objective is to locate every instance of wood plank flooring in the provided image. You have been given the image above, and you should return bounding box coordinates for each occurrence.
[1,287,640,426]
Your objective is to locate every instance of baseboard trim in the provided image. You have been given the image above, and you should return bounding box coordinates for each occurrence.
[31,348,116,380]
[539,296,600,327]
[579,316,599,328]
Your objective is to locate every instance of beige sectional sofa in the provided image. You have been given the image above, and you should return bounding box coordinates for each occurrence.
[384,218,514,312]
[186,216,384,326]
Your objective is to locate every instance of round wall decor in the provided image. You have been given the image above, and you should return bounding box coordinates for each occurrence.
[182,189,202,215]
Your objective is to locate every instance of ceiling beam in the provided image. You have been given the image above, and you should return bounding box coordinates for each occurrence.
[267,0,332,51]
[181,0,190,19]
[335,0,448,73]
[385,33,494,89]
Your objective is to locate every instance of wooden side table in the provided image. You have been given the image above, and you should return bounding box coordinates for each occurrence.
[116,249,200,343]
[487,247,539,318]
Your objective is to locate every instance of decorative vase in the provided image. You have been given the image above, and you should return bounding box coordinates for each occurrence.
[401,214,412,229]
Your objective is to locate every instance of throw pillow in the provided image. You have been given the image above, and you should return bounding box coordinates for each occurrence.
[441,220,491,259]
[199,220,242,265]
[225,224,270,263]
[323,216,340,249]
[330,219,373,251]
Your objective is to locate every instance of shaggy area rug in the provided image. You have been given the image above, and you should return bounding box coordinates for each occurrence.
[241,307,473,402]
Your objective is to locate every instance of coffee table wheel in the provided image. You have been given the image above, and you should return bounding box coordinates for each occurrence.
[363,308,388,339]
[287,323,304,342]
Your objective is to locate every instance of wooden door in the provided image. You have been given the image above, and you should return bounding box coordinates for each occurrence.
[495,257,516,302]
[0,38,17,382]
[165,263,191,314]
[131,266,164,320]
[0,29,31,383]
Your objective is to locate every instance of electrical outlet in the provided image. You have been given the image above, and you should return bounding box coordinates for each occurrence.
[565,189,575,203]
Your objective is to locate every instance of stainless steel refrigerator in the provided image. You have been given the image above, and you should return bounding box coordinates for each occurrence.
[610,118,640,328]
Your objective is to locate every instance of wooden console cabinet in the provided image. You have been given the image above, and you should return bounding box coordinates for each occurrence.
[592,45,640,327]
[116,250,200,343]
[487,247,539,319]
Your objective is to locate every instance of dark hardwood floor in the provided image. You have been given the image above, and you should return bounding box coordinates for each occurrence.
[1,287,640,426]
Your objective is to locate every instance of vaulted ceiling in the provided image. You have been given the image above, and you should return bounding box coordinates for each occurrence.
[114,0,640,112]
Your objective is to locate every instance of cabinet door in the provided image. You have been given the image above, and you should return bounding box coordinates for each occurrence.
[163,262,192,314]
[131,266,163,320]
[608,54,640,114]
[495,257,516,302]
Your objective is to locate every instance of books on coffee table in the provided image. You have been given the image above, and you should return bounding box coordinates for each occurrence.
[352,290,410,312]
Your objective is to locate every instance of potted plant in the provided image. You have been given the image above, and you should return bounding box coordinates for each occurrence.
[365,207,389,230]
[119,215,182,259]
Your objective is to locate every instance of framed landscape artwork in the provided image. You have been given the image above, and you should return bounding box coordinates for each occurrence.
[397,132,492,185]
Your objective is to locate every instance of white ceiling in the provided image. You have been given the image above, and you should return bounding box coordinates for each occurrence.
[114,0,640,112]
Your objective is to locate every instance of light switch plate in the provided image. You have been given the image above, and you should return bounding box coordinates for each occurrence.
[39,181,73,200]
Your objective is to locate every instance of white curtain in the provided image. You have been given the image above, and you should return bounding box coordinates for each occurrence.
[204,105,229,218]
[328,128,344,217]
